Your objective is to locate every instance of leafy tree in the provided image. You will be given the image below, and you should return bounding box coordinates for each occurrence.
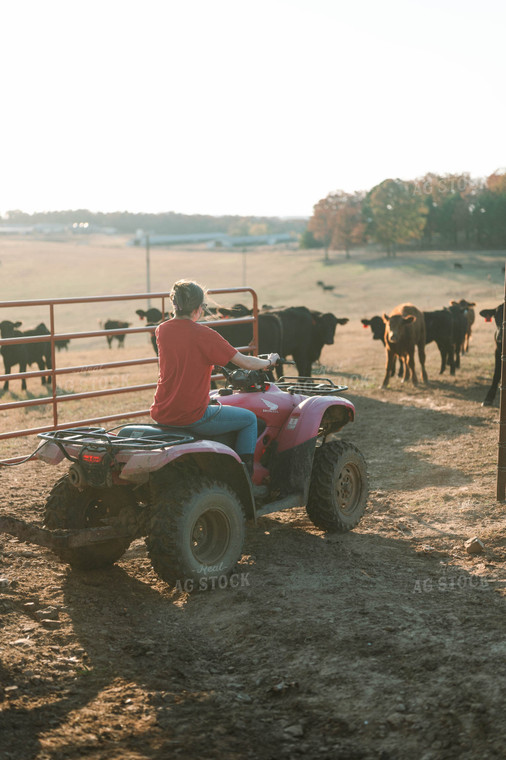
[331,192,366,258]
[307,191,365,260]
[307,195,338,262]
[368,179,428,256]
[299,229,323,249]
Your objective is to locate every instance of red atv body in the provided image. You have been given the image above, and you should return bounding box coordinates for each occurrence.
[35,369,368,589]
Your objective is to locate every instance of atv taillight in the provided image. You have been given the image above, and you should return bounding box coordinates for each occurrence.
[82,453,103,463]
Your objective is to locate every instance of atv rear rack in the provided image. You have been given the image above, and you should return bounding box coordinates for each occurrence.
[276,377,348,396]
[38,427,195,456]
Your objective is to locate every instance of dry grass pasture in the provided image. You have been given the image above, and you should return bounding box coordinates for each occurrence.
[0,235,506,759]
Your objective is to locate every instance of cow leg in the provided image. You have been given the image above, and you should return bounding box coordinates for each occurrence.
[447,342,456,375]
[397,356,403,378]
[44,352,52,385]
[402,354,411,383]
[435,340,445,374]
[483,345,501,406]
[3,365,10,391]
[106,336,112,349]
[294,352,311,377]
[382,350,395,387]
[20,361,27,391]
[35,359,46,385]
[418,342,428,383]
[407,350,418,385]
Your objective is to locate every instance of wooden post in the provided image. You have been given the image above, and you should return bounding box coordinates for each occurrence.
[497,263,506,500]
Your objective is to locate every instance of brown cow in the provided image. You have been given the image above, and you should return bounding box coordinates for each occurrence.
[382,303,428,387]
[450,299,475,353]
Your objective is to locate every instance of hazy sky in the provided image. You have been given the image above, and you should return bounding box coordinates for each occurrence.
[2,0,504,218]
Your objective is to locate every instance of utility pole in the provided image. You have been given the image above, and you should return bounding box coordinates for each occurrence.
[242,247,247,286]
[146,233,151,308]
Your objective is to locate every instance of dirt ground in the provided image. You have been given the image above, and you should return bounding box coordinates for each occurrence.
[1,244,506,759]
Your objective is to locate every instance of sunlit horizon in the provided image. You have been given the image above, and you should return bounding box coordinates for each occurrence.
[2,0,504,219]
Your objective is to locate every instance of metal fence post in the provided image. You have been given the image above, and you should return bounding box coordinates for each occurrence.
[497,264,506,500]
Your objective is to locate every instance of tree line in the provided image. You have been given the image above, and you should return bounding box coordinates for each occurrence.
[302,171,506,257]
[2,209,307,237]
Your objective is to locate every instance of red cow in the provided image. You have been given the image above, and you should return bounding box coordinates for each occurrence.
[382,303,428,387]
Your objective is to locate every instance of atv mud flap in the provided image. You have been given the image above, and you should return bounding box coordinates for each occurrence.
[0,516,132,551]
[269,437,316,501]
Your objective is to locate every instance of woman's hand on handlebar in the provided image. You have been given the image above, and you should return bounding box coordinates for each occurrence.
[264,353,280,369]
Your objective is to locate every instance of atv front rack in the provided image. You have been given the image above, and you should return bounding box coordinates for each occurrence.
[276,377,348,396]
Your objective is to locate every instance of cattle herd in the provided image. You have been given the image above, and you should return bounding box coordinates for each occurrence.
[0,297,503,407]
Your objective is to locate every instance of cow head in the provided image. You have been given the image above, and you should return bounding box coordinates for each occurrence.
[451,299,476,309]
[361,316,386,343]
[136,308,164,324]
[0,320,22,337]
[218,303,252,319]
[480,305,503,345]
[382,313,415,343]
[312,312,346,345]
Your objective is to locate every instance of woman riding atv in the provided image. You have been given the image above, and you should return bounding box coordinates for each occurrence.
[150,279,279,478]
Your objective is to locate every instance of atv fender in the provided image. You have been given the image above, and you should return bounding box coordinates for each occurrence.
[276,395,355,453]
[118,440,244,482]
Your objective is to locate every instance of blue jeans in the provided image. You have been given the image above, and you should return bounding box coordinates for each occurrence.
[175,404,258,457]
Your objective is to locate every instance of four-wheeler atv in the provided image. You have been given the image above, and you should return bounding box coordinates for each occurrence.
[34,361,369,588]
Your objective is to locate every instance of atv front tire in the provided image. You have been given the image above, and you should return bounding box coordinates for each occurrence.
[44,475,135,569]
[146,479,246,589]
[306,440,368,533]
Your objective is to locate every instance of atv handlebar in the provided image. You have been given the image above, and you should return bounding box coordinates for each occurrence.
[215,357,294,392]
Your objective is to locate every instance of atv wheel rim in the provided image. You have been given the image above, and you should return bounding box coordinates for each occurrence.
[336,463,361,513]
[191,509,231,565]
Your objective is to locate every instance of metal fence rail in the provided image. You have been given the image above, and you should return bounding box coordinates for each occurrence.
[0,288,258,455]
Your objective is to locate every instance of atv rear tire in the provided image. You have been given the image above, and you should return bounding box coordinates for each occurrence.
[306,440,368,533]
[146,479,246,589]
[44,475,134,569]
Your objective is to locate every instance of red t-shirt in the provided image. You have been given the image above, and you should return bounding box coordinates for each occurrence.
[150,319,237,425]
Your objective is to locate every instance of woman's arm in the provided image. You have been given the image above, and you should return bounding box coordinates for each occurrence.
[230,352,280,370]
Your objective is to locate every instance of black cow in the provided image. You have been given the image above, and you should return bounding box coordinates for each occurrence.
[309,310,348,366]
[136,308,166,354]
[206,311,284,361]
[450,299,475,353]
[136,308,164,324]
[480,304,503,406]
[102,320,131,348]
[0,320,52,390]
[424,309,455,375]
[270,306,347,377]
[361,316,386,343]
[447,302,468,369]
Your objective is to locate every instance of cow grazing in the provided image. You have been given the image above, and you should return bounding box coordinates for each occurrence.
[382,303,428,387]
[0,320,52,390]
[480,304,503,406]
[450,299,475,352]
[423,309,455,375]
[101,320,131,348]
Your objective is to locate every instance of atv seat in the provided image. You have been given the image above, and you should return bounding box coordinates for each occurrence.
[116,424,237,450]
